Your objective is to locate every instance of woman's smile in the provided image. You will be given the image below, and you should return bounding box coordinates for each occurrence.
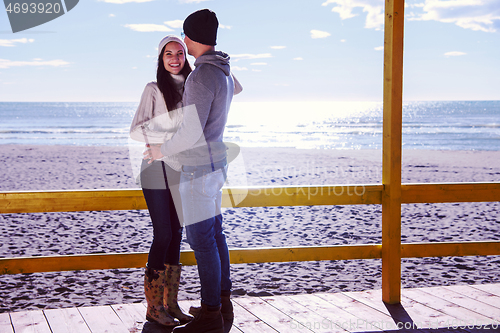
[163,42,186,75]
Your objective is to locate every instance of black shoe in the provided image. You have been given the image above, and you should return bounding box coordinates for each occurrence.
[173,303,223,333]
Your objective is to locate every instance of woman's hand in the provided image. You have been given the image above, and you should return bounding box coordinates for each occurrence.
[143,144,164,164]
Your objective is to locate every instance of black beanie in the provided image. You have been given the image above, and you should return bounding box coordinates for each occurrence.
[183,9,218,46]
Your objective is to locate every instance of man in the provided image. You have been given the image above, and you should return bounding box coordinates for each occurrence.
[148,8,238,333]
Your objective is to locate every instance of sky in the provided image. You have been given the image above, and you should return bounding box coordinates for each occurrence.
[0,0,499,102]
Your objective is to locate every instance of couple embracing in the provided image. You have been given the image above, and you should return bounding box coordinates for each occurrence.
[129,8,242,333]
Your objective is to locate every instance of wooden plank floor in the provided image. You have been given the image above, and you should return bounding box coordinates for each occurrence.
[3,283,500,332]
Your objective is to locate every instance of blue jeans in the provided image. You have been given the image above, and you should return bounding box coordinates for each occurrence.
[180,160,232,307]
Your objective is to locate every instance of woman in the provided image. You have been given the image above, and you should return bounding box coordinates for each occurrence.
[130,35,194,327]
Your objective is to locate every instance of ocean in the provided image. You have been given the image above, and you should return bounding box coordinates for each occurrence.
[0,100,499,150]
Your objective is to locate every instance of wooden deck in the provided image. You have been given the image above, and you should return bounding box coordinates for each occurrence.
[2,283,500,333]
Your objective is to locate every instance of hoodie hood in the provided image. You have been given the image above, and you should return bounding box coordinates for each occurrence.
[194,51,231,76]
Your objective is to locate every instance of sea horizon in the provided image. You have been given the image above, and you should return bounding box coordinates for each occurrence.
[1,100,499,151]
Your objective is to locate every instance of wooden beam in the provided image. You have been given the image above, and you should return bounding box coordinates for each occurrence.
[401,241,500,258]
[0,189,148,214]
[228,244,382,264]
[401,182,500,204]
[0,244,383,275]
[1,182,498,214]
[227,185,383,208]
[0,185,383,214]
[382,0,405,304]
[0,252,150,275]
[2,241,499,275]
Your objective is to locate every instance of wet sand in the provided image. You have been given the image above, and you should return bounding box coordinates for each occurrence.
[1,145,499,313]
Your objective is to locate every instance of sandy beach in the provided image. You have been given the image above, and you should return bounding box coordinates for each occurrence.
[1,145,499,313]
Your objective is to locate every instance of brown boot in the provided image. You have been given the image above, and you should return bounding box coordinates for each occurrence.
[144,266,180,327]
[189,291,233,333]
[173,303,223,333]
[164,264,194,324]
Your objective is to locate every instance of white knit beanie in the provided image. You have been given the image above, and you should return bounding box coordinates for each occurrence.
[158,35,187,56]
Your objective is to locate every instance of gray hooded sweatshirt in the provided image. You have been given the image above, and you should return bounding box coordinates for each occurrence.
[160,50,235,166]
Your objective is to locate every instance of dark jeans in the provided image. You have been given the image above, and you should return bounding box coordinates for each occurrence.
[141,160,183,270]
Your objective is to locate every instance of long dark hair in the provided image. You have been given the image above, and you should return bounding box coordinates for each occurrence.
[157,44,192,111]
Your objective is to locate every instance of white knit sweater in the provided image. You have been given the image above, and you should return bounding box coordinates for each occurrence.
[130,74,184,171]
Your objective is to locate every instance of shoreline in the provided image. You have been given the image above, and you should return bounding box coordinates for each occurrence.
[2,145,500,190]
[1,145,499,313]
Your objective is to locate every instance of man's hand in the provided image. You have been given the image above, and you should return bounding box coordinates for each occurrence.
[143,144,164,164]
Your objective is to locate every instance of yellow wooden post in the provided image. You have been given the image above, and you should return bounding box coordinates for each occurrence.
[382,0,405,304]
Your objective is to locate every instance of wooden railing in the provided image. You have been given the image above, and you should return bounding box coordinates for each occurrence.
[1,184,499,277]
[1,0,499,305]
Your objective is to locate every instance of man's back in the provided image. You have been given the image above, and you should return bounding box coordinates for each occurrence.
[185,50,234,144]
[179,50,234,165]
